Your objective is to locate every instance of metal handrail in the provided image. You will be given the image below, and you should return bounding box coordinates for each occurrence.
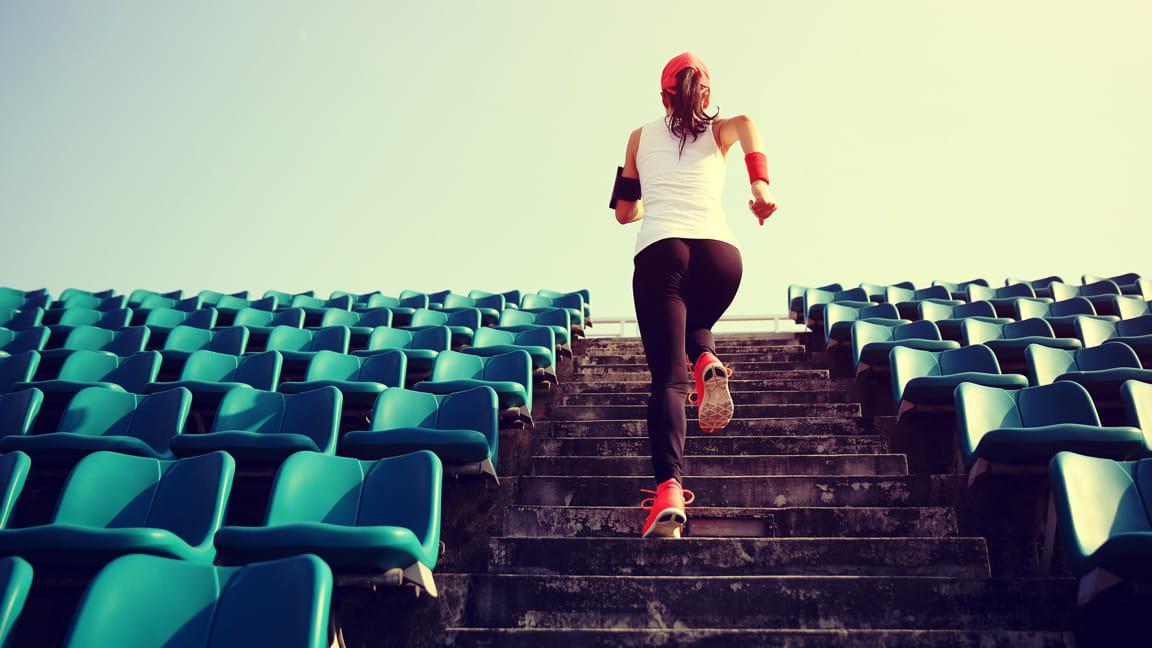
[587,314,806,337]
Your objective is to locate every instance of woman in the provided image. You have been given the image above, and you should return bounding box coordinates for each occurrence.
[611,52,778,538]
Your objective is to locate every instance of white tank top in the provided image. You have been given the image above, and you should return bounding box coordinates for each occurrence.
[633,117,738,255]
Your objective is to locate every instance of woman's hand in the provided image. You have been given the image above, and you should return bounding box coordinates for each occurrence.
[748,180,777,225]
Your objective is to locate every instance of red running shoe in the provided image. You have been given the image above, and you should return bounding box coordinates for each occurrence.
[688,352,734,433]
[640,478,695,538]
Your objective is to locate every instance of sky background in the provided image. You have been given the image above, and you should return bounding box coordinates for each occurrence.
[2,1,1149,321]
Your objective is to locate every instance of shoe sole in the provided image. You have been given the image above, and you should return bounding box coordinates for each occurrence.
[642,507,686,539]
[698,365,734,432]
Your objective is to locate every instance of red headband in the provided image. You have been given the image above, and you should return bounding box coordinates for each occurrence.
[661,52,711,95]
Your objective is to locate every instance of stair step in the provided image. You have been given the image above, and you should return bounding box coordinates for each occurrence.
[433,573,1077,630]
[537,418,869,438]
[549,403,863,421]
[570,369,831,383]
[582,335,800,350]
[575,350,808,366]
[539,435,891,457]
[442,628,1076,648]
[560,378,847,394]
[501,505,959,538]
[529,455,909,477]
[555,390,851,407]
[489,537,989,577]
[514,475,966,508]
[576,362,819,375]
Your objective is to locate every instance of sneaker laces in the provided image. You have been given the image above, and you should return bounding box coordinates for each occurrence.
[639,482,696,510]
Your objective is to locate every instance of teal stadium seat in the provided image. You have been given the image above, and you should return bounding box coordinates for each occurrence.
[278,350,406,428]
[850,320,958,378]
[47,294,125,314]
[132,296,204,326]
[39,326,150,379]
[0,450,232,567]
[0,328,50,356]
[495,308,572,353]
[954,382,1149,480]
[962,318,1081,372]
[160,326,249,380]
[0,557,32,647]
[45,308,132,340]
[823,302,903,350]
[0,352,40,394]
[932,278,989,301]
[63,553,331,648]
[342,386,499,481]
[470,289,522,311]
[144,350,281,434]
[265,326,350,382]
[0,290,48,312]
[440,294,504,327]
[15,350,161,432]
[262,289,313,306]
[890,345,1027,420]
[1112,295,1151,320]
[802,286,869,329]
[1048,451,1152,605]
[197,290,248,306]
[521,294,586,336]
[57,289,116,301]
[324,308,393,351]
[127,289,182,308]
[415,350,533,426]
[403,290,449,309]
[1051,280,1123,316]
[1076,314,1152,365]
[231,307,304,352]
[1006,276,1064,300]
[788,283,841,322]
[1014,296,1115,339]
[918,300,1012,344]
[884,285,960,320]
[464,327,557,387]
[143,308,218,350]
[0,390,43,442]
[0,308,44,332]
[405,309,480,349]
[859,281,913,304]
[359,294,428,326]
[0,387,191,466]
[354,327,449,376]
[290,294,352,327]
[214,295,277,327]
[966,283,1041,319]
[171,387,340,464]
[1026,343,1152,425]
[0,452,31,528]
[214,450,443,596]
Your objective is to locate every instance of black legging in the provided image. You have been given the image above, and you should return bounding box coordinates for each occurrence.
[632,237,743,484]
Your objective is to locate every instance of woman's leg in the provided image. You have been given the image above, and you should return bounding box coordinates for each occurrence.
[682,240,743,360]
[632,238,692,484]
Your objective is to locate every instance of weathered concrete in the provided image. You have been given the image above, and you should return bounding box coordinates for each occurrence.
[538,417,870,438]
[575,349,808,366]
[528,454,909,477]
[575,362,819,376]
[539,434,891,457]
[555,389,852,407]
[549,402,863,421]
[560,378,847,394]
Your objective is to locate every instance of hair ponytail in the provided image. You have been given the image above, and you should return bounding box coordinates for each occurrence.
[664,67,718,156]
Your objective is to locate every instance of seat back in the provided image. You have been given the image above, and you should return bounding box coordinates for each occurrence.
[441,294,475,310]
[1075,316,1119,347]
[307,326,350,353]
[955,382,1025,456]
[1018,382,1101,427]
[850,321,896,367]
[0,451,31,529]
[55,308,102,328]
[1078,342,1141,372]
[408,309,449,327]
[1049,297,1095,318]
[918,300,958,321]
[0,308,44,331]
[943,344,1002,374]
[1117,315,1152,337]
[56,350,120,382]
[364,327,415,351]
[510,326,555,350]
[165,326,248,355]
[905,285,948,301]
[471,328,515,347]
[359,451,443,565]
[106,352,162,392]
[1082,279,1121,297]
[304,350,362,382]
[359,351,407,388]
[57,387,191,454]
[215,388,339,452]
[498,308,569,330]
[62,325,117,352]
[266,326,313,352]
[890,347,943,403]
[1026,344,1078,386]
[892,320,941,341]
[1122,380,1152,431]
[370,388,440,430]
[319,309,358,328]
[1114,296,1151,320]
[0,327,49,354]
[825,302,900,342]
[445,308,481,329]
[0,352,40,393]
[1013,298,1051,321]
[962,319,1007,345]
[397,292,430,309]
[356,308,393,328]
[1004,318,1054,340]
[436,387,499,459]
[0,390,43,439]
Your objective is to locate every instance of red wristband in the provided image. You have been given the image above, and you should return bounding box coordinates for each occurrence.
[744,152,770,185]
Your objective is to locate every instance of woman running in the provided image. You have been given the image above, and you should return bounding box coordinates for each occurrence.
[611,52,778,538]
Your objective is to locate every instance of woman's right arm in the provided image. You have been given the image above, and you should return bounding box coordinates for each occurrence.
[718,115,778,225]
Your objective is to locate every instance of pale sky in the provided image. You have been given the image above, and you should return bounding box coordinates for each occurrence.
[2,1,1149,319]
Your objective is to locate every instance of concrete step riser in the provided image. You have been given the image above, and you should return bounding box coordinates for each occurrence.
[488,537,990,578]
[575,351,808,366]
[501,505,960,539]
[529,455,909,477]
[576,362,820,375]
[571,369,832,382]
[560,379,847,395]
[538,418,868,438]
[539,435,891,457]
[433,574,1077,630]
[549,403,863,422]
[555,391,851,407]
[515,475,967,508]
[441,629,1077,648]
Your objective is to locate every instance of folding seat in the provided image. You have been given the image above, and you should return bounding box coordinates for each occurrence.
[966,283,1040,318]
[918,300,1010,344]
[521,294,586,335]
[214,450,443,596]
[143,350,281,434]
[440,294,503,327]
[321,308,392,351]
[1050,280,1123,316]
[464,327,557,387]
[131,295,204,325]
[414,350,533,427]
[231,306,305,352]
[823,302,903,350]
[290,294,352,328]
[891,345,1027,421]
[332,290,381,306]
[0,290,48,312]
[1006,276,1064,300]
[0,450,232,567]
[932,278,989,301]
[316,308,359,328]
[58,289,116,302]
[171,387,340,465]
[860,281,914,303]
[1084,273,1150,299]
[0,390,43,440]
[63,553,331,648]
[158,326,249,380]
[495,308,572,353]
[0,556,31,646]
[278,350,406,429]
[262,289,314,306]
[1076,315,1152,365]
[265,325,350,382]
[45,308,134,349]
[535,289,591,323]
[850,320,958,378]
[15,351,161,433]
[962,318,1081,373]
[39,326,149,378]
[197,290,249,306]
[0,387,191,467]
[470,289,522,310]
[0,327,50,356]
[214,294,277,327]
[787,283,841,322]
[342,386,498,482]
[352,295,425,325]
[0,353,39,394]
[954,382,1148,482]
[0,308,43,331]
[1123,380,1152,429]
[405,308,480,349]
[126,289,182,308]
[1047,451,1152,604]
[403,290,452,309]
[354,327,449,376]
[49,294,125,313]
[1026,343,1152,426]
[143,307,218,350]
[802,287,869,329]
[883,285,958,320]
[1112,295,1151,320]
[1014,296,1114,339]
[0,452,31,528]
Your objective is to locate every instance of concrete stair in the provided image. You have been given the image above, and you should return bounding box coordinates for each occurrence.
[426,333,1077,646]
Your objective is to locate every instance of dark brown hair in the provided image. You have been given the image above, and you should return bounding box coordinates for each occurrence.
[663,67,718,156]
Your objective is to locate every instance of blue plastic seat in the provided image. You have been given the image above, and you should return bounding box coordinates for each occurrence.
[405,309,480,348]
[962,318,1081,371]
[932,278,989,301]
[198,290,249,306]
[802,287,869,328]
[16,350,161,433]
[918,300,1012,344]
[850,320,958,377]
[0,450,232,568]
[495,308,572,350]
[63,553,331,648]
[883,285,959,320]
[132,296,205,325]
[159,326,249,380]
[0,452,30,528]
[859,281,914,303]
[1005,276,1064,300]
[1122,379,1152,430]
[39,326,150,380]
[890,345,1027,420]
[342,386,498,480]
[1026,342,1152,426]
[0,390,43,442]
[469,289,522,311]
[823,302,903,350]
[414,350,533,426]
[1076,314,1152,365]
[57,289,116,302]
[1048,451,1152,604]
[143,308,218,350]
[327,308,393,351]
[214,295,277,327]
[439,294,503,327]
[0,352,40,394]
[0,556,32,646]
[0,290,48,312]
[0,327,50,356]
[265,326,350,382]
[49,294,125,313]
[214,450,443,596]
[127,289,183,308]
[143,350,282,434]
[278,350,405,428]
[1051,280,1123,316]
[171,387,340,464]
[966,283,1042,318]
[521,294,586,335]
[290,295,352,327]
[787,283,842,321]
[537,289,591,321]
[1014,296,1115,339]
[0,308,44,332]
[231,307,304,352]
[464,327,557,386]
[1113,295,1151,320]
[262,289,313,306]
[353,327,448,376]
[954,382,1149,479]
[45,308,132,344]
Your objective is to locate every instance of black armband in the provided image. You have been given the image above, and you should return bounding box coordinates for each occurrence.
[609,166,641,209]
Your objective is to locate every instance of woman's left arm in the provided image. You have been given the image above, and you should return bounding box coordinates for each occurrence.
[614,128,643,224]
